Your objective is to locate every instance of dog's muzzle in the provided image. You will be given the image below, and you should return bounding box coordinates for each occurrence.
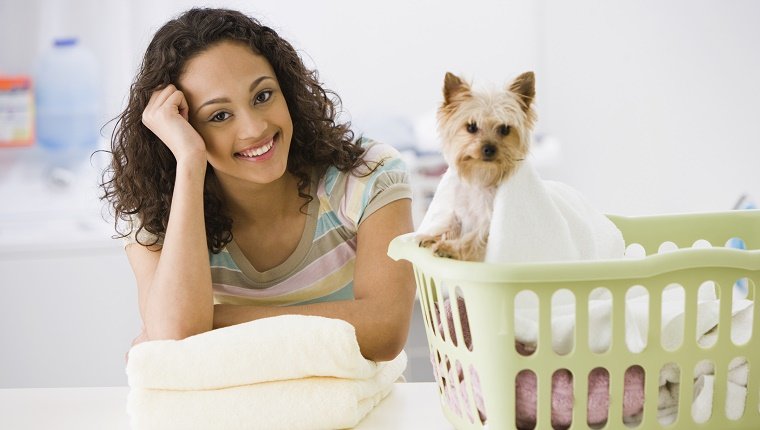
[481,144,497,160]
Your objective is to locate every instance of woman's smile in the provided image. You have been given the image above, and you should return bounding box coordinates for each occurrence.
[235,132,278,162]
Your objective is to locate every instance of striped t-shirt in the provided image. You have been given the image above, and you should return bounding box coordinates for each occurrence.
[127,138,411,306]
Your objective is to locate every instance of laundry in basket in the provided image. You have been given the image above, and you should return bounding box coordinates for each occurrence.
[390,210,760,430]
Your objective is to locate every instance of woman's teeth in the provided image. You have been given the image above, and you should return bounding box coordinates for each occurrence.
[237,140,274,158]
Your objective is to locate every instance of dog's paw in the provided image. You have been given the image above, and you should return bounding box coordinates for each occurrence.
[417,234,441,249]
[432,241,462,260]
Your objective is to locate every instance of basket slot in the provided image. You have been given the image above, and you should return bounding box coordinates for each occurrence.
[731,278,754,346]
[515,369,536,430]
[585,367,609,429]
[515,290,539,356]
[691,360,715,423]
[454,288,473,351]
[551,290,575,355]
[587,288,613,354]
[725,356,749,421]
[625,285,649,353]
[655,362,681,426]
[661,284,686,351]
[623,365,645,427]
[551,369,574,428]
[696,281,719,349]
[429,279,447,343]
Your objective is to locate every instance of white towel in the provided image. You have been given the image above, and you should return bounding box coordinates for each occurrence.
[484,160,624,263]
[127,315,384,390]
[128,354,407,430]
[126,315,407,430]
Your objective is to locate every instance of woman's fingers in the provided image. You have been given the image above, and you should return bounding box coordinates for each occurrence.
[165,89,190,122]
[141,84,207,164]
[152,84,179,108]
[143,87,185,131]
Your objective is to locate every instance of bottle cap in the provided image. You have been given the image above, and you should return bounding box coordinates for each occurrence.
[54,38,78,47]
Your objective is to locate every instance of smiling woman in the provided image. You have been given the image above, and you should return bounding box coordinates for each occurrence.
[99,8,416,362]
[181,42,293,186]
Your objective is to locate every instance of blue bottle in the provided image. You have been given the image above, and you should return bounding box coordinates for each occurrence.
[34,38,101,170]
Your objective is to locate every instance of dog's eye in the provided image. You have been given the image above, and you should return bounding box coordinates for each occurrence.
[499,125,511,136]
[466,122,478,134]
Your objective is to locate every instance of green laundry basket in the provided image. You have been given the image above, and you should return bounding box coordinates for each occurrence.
[388,210,760,430]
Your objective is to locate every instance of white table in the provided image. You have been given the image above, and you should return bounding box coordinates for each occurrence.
[0,382,455,430]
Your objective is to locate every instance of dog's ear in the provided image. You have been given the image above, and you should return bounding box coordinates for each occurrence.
[443,72,470,105]
[508,71,535,112]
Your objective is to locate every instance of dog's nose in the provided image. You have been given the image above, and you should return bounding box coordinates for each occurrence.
[482,144,497,160]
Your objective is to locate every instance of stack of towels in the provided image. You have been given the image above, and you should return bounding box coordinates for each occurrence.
[126,315,407,430]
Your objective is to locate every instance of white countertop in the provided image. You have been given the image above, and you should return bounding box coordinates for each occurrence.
[0,382,455,430]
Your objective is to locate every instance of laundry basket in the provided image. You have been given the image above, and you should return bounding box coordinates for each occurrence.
[388,210,760,430]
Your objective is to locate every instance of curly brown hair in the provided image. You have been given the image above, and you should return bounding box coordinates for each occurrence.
[100,8,370,253]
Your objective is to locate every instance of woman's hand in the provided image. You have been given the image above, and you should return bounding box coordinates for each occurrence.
[142,84,207,165]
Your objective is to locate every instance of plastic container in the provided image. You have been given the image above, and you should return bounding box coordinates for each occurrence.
[0,76,35,147]
[34,38,101,169]
[388,210,760,429]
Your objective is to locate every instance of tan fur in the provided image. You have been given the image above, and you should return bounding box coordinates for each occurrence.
[421,71,536,261]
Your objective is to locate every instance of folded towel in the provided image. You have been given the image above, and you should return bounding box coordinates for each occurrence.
[127,315,384,390]
[128,353,407,430]
[126,315,407,430]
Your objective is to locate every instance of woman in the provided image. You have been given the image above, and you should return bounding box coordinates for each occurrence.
[101,8,415,361]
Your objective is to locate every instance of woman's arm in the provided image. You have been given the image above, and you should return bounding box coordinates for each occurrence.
[127,85,215,341]
[212,199,417,362]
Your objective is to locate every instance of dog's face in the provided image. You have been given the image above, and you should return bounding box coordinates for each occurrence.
[437,71,536,188]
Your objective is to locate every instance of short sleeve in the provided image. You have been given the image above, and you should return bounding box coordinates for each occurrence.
[358,156,411,225]
[323,138,412,231]
[120,215,164,249]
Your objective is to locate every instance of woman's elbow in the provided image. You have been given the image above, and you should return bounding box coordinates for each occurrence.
[144,320,213,341]
[370,340,407,362]
[363,325,410,362]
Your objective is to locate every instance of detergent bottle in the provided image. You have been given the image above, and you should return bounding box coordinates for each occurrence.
[34,37,101,171]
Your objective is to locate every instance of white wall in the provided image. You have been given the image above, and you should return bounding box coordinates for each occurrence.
[539,0,760,215]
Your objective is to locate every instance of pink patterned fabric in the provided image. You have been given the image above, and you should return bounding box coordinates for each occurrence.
[434,298,645,428]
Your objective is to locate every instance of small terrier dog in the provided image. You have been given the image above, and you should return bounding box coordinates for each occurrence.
[419,71,536,261]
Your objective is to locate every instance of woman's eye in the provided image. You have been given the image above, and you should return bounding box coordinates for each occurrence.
[255,90,272,104]
[210,112,231,122]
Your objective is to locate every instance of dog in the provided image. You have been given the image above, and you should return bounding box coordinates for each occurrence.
[418,71,536,261]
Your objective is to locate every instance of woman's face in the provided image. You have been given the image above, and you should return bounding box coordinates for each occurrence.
[179,40,294,188]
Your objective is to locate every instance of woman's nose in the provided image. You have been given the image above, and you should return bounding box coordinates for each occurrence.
[237,109,268,140]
